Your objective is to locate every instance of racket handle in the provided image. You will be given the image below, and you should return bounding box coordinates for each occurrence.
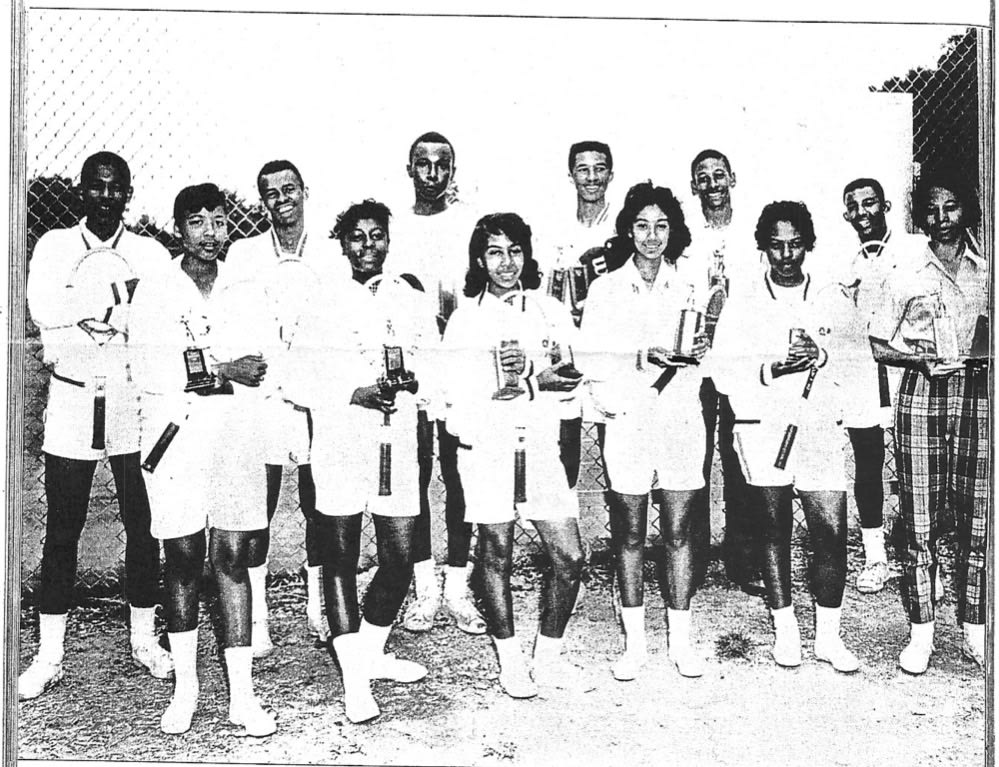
[774,424,798,470]
[91,396,106,450]
[514,447,527,504]
[877,364,891,408]
[142,422,180,473]
[378,442,392,496]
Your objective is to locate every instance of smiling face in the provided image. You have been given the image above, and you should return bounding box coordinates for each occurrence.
[764,220,807,284]
[177,205,227,262]
[630,204,670,262]
[843,185,889,243]
[570,150,613,204]
[922,185,966,246]
[260,168,307,228]
[343,218,389,276]
[408,141,455,204]
[481,232,525,297]
[80,163,132,235]
[690,157,735,213]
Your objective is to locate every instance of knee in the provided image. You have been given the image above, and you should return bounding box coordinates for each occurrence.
[553,545,585,582]
[212,536,249,576]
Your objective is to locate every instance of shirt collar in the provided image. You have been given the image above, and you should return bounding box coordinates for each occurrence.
[917,241,986,275]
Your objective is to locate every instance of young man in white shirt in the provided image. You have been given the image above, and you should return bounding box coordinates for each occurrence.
[20,151,174,700]
[226,159,349,653]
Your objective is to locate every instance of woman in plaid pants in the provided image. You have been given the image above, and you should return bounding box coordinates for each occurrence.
[870,169,988,674]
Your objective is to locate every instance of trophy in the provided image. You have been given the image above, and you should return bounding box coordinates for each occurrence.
[667,286,704,366]
[493,339,527,400]
[708,249,730,294]
[377,344,419,496]
[895,293,960,360]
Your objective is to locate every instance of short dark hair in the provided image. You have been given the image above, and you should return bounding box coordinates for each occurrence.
[80,151,131,189]
[463,212,541,297]
[690,149,731,178]
[842,177,886,204]
[256,159,305,196]
[568,141,613,173]
[912,168,981,234]
[605,181,692,268]
[754,201,817,252]
[408,131,456,166]
[331,199,392,242]
[173,183,226,226]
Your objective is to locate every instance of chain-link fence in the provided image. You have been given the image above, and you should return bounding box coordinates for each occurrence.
[19,15,984,594]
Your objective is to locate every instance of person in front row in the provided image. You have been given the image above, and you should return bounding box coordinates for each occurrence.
[287,199,435,723]
[130,183,277,735]
[581,182,710,681]
[441,213,586,699]
[713,200,859,673]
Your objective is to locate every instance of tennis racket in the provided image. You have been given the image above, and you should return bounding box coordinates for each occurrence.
[65,245,137,450]
[774,364,819,470]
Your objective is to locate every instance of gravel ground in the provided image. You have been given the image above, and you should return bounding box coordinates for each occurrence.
[17,542,985,766]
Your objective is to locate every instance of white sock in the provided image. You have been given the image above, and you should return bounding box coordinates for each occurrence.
[413,558,437,597]
[814,604,842,646]
[619,605,647,654]
[771,605,798,631]
[444,565,470,602]
[37,612,67,664]
[248,563,269,626]
[358,619,392,655]
[130,605,158,646]
[493,635,527,672]
[860,527,887,564]
[667,607,692,648]
[533,633,563,665]
[305,565,323,616]
[909,620,935,647]
[168,629,199,698]
[224,646,255,708]
[964,623,984,646]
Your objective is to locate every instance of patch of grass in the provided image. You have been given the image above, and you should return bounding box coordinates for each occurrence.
[715,631,754,660]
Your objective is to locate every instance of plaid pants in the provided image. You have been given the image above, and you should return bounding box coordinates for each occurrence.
[894,366,989,624]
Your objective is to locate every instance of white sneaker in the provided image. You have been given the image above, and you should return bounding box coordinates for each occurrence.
[443,592,486,635]
[611,648,647,682]
[899,639,934,675]
[160,692,198,735]
[498,659,538,699]
[18,657,64,700]
[402,593,439,633]
[669,643,705,678]
[251,623,274,659]
[856,562,889,594]
[369,653,428,683]
[229,697,277,737]
[772,626,802,668]
[814,636,860,673]
[132,641,175,679]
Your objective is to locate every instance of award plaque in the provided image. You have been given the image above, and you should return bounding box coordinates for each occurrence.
[183,346,217,392]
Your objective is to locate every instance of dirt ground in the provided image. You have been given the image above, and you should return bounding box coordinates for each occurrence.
[17,540,985,767]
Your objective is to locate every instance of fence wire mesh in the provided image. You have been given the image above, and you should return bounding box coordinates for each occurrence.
[19,16,980,594]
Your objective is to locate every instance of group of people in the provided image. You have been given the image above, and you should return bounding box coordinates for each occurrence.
[20,132,988,735]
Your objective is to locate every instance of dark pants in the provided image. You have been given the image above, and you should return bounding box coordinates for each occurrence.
[846,426,885,530]
[413,414,473,567]
[39,451,160,614]
[699,378,757,583]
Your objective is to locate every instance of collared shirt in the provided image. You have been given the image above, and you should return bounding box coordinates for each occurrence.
[870,242,989,355]
[441,288,578,447]
[26,220,171,458]
[225,226,350,286]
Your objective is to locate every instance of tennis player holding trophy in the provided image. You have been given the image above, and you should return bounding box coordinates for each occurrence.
[441,213,586,699]
[712,200,859,674]
[130,183,276,736]
[580,182,711,682]
[869,170,989,674]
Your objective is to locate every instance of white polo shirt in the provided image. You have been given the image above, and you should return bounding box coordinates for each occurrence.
[27,220,171,459]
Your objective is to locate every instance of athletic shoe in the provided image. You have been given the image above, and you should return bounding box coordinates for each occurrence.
[160,693,198,735]
[132,641,175,679]
[611,648,647,682]
[498,659,538,699]
[814,637,861,673]
[251,623,274,659]
[856,561,889,594]
[229,697,277,737]
[18,658,64,700]
[368,653,428,683]
[443,593,486,635]
[772,628,802,668]
[899,639,934,675]
[401,593,439,633]
[669,644,706,678]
